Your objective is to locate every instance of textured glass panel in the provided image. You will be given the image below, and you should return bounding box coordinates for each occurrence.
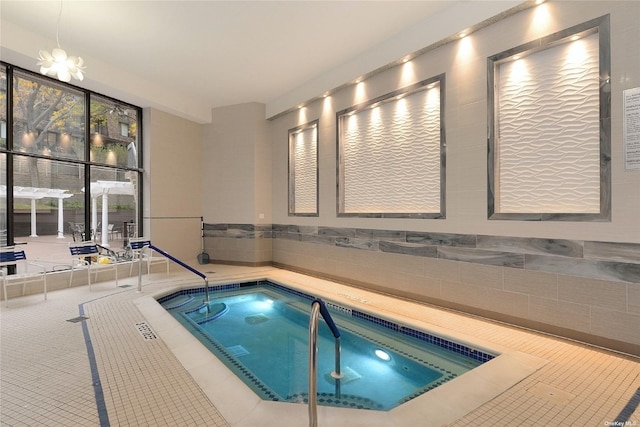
[496,33,600,213]
[290,126,317,214]
[341,84,441,214]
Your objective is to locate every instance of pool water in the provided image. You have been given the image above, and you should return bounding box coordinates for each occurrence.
[159,281,493,411]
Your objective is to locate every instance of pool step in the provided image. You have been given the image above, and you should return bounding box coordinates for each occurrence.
[185,303,229,325]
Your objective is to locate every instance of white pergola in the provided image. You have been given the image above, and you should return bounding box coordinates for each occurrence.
[83,180,135,247]
[0,185,73,238]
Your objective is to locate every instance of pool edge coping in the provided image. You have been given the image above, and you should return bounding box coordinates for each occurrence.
[134,270,549,426]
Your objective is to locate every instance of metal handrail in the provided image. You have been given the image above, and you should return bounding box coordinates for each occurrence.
[308,298,342,427]
[135,243,209,302]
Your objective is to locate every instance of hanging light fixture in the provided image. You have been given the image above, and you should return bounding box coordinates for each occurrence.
[36,0,85,82]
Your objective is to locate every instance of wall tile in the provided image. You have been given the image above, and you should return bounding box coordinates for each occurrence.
[404,273,441,299]
[458,262,504,289]
[439,247,524,268]
[528,296,592,335]
[503,268,558,299]
[318,227,356,237]
[482,288,529,319]
[526,254,640,283]
[406,231,476,247]
[379,241,437,258]
[584,241,640,263]
[424,257,460,282]
[558,275,627,312]
[629,284,640,315]
[335,237,379,251]
[355,228,406,241]
[477,235,584,257]
[590,307,640,345]
[440,280,480,307]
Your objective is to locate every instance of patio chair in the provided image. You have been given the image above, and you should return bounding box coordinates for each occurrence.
[1,246,47,307]
[107,224,122,240]
[128,238,169,276]
[68,222,87,242]
[68,241,118,289]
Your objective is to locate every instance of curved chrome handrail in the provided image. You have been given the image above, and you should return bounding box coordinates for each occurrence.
[308,298,342,427]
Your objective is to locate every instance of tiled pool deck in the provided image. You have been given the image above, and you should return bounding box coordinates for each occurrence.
[1,264,638,426]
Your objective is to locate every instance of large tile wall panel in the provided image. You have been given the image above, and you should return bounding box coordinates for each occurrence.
[584,241,640,263]
[458,263,504,289]
[404,273,441,300]
[590,308,640,345]
[528,297,592,336]
[557,275,628,311]
[341,85,441,214]
[290,125,318,214]
[629,285,640,315]
[495,33,601,214]
[503,268,558,299]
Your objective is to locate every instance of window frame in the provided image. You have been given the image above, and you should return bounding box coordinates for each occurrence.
[336,74,446,219]
[288,119,319,217]
[487,15,611,221]
[0,62,144,247]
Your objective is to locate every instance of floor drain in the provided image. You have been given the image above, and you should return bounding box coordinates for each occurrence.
[118,284,133,288]
[528,383,575,405]
[205,271,216,274]
[67,316,89,323]
[135,322,157,340]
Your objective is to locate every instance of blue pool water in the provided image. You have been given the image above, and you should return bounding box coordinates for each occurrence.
[159,280,494,411]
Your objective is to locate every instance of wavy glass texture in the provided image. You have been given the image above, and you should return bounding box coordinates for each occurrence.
[342,86,441,213]
[291,127,317,214]
[497,34,600,213]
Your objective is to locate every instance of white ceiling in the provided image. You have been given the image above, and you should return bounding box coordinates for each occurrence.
[0,1,520,123]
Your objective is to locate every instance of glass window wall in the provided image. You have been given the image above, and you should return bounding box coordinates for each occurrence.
[1,63,142,266]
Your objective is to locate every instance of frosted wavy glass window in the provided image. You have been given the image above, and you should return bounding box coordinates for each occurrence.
[488,16,610,221]
[338,76,445,218]
[288,121,318,216]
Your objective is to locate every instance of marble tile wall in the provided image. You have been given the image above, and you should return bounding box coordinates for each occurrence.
[205,223,640,354]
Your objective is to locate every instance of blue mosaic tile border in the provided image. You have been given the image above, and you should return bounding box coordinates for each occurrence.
[352,310,494,363]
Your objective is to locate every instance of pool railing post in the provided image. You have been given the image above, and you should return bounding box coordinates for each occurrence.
[308,301,320,427]
[332,337,342,399]
[309,298,342,426]
[136,243,146,293]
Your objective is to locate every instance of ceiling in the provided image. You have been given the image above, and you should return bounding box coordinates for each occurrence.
[0,1,520,123]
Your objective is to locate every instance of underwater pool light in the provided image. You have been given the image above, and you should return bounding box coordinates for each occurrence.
[375,349,391,361]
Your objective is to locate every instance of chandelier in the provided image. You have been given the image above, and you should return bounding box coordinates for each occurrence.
[36,0,85,82]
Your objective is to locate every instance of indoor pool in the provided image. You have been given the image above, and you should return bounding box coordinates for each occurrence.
[158,280,495,411]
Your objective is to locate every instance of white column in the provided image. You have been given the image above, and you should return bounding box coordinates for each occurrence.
[92,197,98,240]
[57,197,65,239]
[29,198,38,237]
[101,193,109,247]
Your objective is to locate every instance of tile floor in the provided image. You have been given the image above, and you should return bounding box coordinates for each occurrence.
[1,264,639,427]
